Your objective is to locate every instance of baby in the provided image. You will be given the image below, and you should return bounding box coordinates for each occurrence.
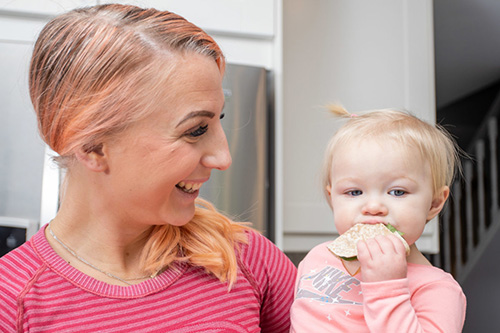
[290,106,466,332]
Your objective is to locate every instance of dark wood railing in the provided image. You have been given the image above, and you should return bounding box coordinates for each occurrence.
[432,90,500,284]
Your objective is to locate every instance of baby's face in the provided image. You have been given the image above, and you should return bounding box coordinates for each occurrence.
[326,139,439,246]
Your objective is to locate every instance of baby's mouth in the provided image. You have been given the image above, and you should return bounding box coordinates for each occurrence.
[176,181,202,194]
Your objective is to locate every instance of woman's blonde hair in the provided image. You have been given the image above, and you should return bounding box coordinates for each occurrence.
[30,4,225,163]
[141,198,251,289]
[322,105,461,207]
[30,4,250,288]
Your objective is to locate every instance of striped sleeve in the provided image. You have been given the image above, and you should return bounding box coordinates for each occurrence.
[0,241,43,332]
[0,264,18,332]
[238,230,297,333]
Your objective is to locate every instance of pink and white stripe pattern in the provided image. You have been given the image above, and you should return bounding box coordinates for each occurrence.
[0,227,296,332]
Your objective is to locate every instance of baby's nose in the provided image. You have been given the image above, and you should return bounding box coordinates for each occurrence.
[361,199,388,216]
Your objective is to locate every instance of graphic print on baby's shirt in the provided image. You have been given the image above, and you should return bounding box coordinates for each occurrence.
[295,265,362,306]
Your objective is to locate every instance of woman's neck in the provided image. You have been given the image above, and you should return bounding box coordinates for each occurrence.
[46,214,153,285]
[45,175,155,284]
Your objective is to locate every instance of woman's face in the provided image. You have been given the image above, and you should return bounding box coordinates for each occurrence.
[101,53,230,227]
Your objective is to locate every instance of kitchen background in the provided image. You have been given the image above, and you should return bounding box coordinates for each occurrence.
[1,0,499,331]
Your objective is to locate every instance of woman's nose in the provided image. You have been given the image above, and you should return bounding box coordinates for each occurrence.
[361,198,388,216]
[201,127,232,171]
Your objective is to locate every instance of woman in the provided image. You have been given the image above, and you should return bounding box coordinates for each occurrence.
[0,4,296,332]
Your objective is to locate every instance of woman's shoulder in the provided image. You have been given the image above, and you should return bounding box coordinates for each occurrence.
[239,229,295,262]
[0,240,42,296]
[1,228,47,276]
[237,228,296,276]
[237,229,296,314]
[239,229,281,259]
[1,238,38,267]
[242,228,269,244]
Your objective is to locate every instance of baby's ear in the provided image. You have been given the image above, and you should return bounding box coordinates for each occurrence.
[326,185,332,197]
[74,143,109,172]
[427,186,450,221]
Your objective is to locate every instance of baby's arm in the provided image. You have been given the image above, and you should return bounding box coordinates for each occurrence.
[361,276,465,332]
[357,235,465,332]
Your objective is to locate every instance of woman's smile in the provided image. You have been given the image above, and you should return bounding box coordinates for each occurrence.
[176,180,205,194]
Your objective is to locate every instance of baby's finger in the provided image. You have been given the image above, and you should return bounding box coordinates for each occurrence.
[373,235,398,254]
[356,239,372,261]
[386,234,408,255]
[363,237,383,256]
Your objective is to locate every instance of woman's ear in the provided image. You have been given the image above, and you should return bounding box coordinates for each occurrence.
[74,143,109,172]
[427,186,450,221]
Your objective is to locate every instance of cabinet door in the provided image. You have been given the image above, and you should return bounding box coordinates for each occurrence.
[0,0,97,15]
[101,0,275,37]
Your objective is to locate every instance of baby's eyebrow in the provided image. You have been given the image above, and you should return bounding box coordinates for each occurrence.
[176,110,215,128]
[333,177,359,185]
[392,176,419,184]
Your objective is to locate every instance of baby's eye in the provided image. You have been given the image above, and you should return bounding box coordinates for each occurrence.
[389,189,406,197]
[347,190,363,196]
[188,124,208,137]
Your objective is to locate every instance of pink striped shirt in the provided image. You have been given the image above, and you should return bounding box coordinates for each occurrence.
[0,226,296,332]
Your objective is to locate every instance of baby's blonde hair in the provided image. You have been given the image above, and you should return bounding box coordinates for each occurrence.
[322,105,460,206]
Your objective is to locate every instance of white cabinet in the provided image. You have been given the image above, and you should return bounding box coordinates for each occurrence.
[103,0,277,69]
[0,0,96,15]
[102,0,274,37]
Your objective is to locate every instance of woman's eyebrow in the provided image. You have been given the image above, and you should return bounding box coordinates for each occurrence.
[176,110,215,128]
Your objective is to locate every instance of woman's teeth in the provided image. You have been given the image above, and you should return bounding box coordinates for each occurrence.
[176,181,202,193]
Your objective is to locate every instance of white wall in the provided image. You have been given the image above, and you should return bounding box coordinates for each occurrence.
[0,0,94,14]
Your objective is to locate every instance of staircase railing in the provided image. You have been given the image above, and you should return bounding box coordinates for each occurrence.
[432,90,500,284]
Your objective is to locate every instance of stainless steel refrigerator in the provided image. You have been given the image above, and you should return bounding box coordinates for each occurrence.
[199,63,274,240]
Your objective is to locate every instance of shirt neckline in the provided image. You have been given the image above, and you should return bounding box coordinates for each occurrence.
[32,225,188,298]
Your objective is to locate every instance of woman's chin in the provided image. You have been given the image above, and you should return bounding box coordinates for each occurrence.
[161,208,196,227]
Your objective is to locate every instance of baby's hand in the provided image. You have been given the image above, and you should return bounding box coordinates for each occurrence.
[356,234,407,282]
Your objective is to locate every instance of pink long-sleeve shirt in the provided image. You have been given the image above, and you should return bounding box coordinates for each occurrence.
[290,241,466,332]
[0,226,296,332]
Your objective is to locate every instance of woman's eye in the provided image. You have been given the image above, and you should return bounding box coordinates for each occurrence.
[347,190,363,196]
[188,124,208,137]
[389,189,406,197]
